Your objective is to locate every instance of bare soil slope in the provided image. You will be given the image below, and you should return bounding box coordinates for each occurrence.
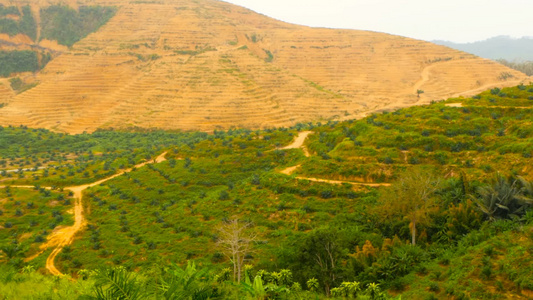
[0,0,529,133]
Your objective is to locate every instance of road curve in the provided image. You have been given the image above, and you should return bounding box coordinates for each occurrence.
[45,151,167,276]
[280,131,313,157]
[3,152,167,276]
[278,132,390,187]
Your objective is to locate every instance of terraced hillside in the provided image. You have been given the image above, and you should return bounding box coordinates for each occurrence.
[0,0,529,133]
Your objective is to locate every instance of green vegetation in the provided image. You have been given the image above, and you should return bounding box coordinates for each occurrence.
[0,5,20,17]
[0,128,214,187]
[0,5,36,40]
[0,50,52,78]
[0,51,39,77]
[1,84,533,299]
[0,187,74,269]
[301,84,533,183]
[8,77,38,94]
[264,49,274,62]
[175,46,217,56]
[40,5,117,47]
[0,4,115,76]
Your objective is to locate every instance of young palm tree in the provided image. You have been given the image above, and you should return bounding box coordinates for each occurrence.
[88,267,145,300]
[156,261,222,300]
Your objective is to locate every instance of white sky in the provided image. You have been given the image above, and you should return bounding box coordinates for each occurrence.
[222,0,533,43]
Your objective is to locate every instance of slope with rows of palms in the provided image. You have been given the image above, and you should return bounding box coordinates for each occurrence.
[0,0,529,134]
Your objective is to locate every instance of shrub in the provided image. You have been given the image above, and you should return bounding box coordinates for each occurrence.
[0,52,39,77]
[428,282,440,292]
[218,190,230,200]
[490,88,501,95]
[0,6,36,39]
[481,265,492,280]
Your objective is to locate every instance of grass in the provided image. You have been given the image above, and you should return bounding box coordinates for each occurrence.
[0,187,74,265]
[0,85,532,299]
[0,264,94,299]
[301,84,533,182]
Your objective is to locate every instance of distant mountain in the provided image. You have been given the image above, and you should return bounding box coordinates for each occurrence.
[433,36,533,61]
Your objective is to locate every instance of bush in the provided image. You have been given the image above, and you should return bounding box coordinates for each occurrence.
[0,6,36,39]
[428,282,440,292]
[0,51,39,77]
[218,190,229,200]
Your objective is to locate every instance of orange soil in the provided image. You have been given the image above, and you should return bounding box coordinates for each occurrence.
[2,152,167,276]
[280,131,312,157]
[0,0,529,134]
[293,176,391,187]
[279,165,301,175]
[279,131,390,187]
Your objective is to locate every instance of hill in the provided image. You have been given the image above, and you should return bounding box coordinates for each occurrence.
[1,84,532,299]
[433,36,533,61]
[0,0,529,134]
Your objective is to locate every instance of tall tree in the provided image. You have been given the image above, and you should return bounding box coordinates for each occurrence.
[380,167,443,245]
[293,227,347,296]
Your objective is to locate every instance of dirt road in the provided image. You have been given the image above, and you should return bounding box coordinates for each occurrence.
[280,131,313,157]
[279,132,390,187]
[3,151,167,276]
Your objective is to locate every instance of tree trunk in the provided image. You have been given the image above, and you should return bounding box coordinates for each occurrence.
[233,253,237,281]
[237,254,241,283]
[411,219,416,245]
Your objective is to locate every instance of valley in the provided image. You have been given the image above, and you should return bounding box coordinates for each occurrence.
[0,84,532,299]
[0,0,532,299]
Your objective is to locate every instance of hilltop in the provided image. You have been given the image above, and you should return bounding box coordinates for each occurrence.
[0,0,529,133]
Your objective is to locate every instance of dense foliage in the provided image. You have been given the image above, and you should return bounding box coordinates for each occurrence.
[40,5,117,47]
[301,85,533,183]
[0,51,39,77]
[0,4,115,77]
[0,5,36,40]
[0,5,20,17]
[0,187,73,269]
[1,84,533,299]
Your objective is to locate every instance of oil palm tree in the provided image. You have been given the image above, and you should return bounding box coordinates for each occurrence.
[474,174,533,221]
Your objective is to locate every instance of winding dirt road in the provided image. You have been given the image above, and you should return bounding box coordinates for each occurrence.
[279,132,390,187]
[413,59,528,102]
[412,61,440,96]
[280,131,313,157]
[3,152,167,276]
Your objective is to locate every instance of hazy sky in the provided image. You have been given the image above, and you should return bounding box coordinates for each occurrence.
[223,0,533,43]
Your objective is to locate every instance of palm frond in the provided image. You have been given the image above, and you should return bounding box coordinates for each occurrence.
[93,268,144,300]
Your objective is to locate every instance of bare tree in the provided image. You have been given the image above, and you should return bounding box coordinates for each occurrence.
[216,218,256,282]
